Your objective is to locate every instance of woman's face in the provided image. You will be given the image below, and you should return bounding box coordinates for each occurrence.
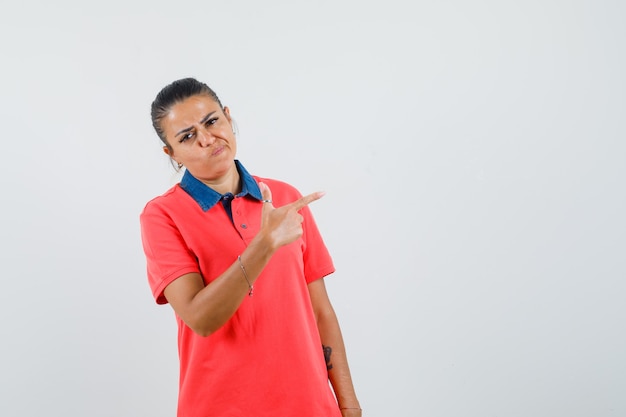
[161,94,237,182]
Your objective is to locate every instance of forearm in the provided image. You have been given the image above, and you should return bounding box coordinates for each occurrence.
[165,232,276,336]
[308,280,360,412]
[318,312,361,411]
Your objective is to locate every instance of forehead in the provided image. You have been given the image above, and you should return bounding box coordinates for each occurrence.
[162,95,221,134]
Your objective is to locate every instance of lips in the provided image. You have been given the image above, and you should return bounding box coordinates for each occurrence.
[211,145,225,156]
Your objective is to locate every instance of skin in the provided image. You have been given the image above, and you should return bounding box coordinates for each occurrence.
[162,95,240,194]
[158,94,361,416]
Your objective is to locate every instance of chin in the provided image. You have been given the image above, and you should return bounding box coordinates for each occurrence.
[199,160,235,178]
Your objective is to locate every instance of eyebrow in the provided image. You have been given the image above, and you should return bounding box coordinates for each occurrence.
[175,111,217,137]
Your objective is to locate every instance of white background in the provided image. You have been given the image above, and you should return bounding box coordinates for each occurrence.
[1,1,624,416]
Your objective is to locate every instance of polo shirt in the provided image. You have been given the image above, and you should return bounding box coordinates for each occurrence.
[140,160,340,417]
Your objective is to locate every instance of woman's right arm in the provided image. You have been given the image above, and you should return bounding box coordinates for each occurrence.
[163,182,324,337]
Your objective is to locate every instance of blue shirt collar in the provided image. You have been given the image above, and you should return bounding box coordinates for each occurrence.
[179,160,262,211]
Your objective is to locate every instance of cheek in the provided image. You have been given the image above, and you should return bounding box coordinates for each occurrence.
[222,129,237,145]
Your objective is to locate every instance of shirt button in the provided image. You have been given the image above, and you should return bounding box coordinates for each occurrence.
[241,224,247,229]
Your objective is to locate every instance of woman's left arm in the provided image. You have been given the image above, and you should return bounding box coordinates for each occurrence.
[308,278,362,417]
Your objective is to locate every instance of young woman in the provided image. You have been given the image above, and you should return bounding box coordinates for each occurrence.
[140,78,361,417]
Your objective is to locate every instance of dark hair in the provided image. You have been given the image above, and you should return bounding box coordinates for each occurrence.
[150,77,224,149]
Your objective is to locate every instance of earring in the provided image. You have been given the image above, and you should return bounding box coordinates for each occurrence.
[177,162,183,169]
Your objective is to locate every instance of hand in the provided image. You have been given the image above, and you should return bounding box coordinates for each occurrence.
[258,182,325,250]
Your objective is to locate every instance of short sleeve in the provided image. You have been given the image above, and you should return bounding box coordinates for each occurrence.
[140,201,200,304]
[300,204,335,284]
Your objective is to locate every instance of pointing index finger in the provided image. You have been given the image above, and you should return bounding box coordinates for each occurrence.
[290,191,326,211]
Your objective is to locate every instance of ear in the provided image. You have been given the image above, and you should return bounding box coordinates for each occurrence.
[163,146,171,156]
[223,106,232,122]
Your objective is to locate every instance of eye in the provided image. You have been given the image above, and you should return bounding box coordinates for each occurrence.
[205,117,218,127]
[179,131,195,143]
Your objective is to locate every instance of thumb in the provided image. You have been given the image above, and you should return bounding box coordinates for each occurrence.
[259,182,273,206]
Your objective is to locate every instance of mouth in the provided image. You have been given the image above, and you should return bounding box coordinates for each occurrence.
[211,145,225,156]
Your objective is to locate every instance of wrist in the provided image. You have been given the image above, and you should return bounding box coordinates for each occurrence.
[248,231,277,259]
[337,394,360,411]
[252,229,280,255]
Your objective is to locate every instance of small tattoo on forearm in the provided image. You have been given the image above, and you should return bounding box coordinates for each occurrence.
[322,344,333,371]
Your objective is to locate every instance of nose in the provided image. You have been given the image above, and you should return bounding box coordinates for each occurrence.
[197,129,216,147]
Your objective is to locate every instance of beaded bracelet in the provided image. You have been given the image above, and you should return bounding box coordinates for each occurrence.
[237,255,254,296]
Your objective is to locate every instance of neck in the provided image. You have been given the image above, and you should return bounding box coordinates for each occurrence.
[199,163,241,195]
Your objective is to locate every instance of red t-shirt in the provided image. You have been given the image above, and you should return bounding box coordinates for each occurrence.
[140,174,340,417]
